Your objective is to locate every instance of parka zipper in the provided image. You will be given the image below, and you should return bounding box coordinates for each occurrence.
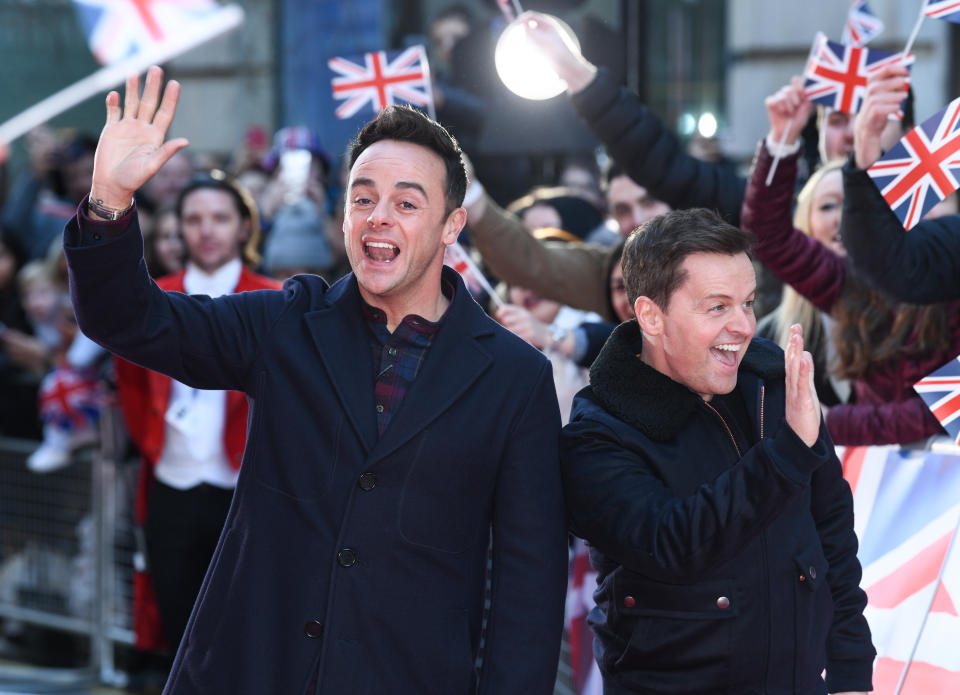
[704,386,771,692]
[702,401,742,458]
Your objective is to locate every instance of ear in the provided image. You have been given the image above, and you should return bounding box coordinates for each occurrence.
[441,207,467,246]
[634,296,663,336]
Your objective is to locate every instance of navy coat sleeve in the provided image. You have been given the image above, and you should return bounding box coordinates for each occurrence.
[808,447,876,692]
[560,409,833,582]
[570,68,746,225]
[65,212,287,392]
[841,159,960,304]
[480,358,568,695]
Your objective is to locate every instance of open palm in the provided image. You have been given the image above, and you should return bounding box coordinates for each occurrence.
[90,65,189,209]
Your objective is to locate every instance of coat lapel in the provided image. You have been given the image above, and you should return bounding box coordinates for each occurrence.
[367,270,494,465]
[303,275,378,453]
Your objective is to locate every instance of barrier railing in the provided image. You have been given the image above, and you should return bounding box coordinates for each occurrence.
[0,405,135,690]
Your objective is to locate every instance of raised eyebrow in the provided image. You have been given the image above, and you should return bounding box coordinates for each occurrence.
[350,177,375,191]
[395,181,428,200]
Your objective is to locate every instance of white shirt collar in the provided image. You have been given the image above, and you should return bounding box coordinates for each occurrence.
[183,257,243,298]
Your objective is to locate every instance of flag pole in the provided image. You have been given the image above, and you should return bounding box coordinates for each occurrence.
[495,0,516,22]
[764,117,793,187]
[902,0,928,57]
[893,501,960,695]
[767,32,822,186]
[0,5,244,145]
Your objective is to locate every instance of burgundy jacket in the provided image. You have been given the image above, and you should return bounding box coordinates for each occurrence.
[741,144,957,446]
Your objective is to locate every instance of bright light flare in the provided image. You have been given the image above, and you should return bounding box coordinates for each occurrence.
[495,15,581,101]
[697,112,718,138]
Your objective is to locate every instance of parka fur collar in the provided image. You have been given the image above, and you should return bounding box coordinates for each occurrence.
[588,320,785,442]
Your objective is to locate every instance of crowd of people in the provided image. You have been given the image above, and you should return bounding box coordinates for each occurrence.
[0,4,957,694]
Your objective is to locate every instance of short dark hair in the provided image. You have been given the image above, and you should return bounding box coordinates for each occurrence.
[347,105,467,216]
[622,208,755,309]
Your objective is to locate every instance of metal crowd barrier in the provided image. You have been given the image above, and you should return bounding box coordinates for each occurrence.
[0,406,135,691]
[0,404,581,694]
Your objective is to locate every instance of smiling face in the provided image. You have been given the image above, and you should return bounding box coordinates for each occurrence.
[636,252,757,401]
[180,188,249,273]
[344,139,465,313]
[808,168,845,256]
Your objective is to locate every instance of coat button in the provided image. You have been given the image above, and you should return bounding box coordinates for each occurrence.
[623,595,636,608]
[358,472,377,491]
[387,346,397,356]
[808,565,817,580]
[716,596,730,610]
[337,548,358,567]
[304,620,324,638]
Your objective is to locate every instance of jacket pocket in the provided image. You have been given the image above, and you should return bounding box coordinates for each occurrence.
[608,575,737,690]
[793,545,832,692]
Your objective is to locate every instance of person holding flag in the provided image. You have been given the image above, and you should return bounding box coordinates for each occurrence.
[63,66,567,695]
[841,63,960,304]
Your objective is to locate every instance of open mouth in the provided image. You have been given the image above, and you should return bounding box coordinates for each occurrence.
[364,241,400,263]
[711,343,740,367]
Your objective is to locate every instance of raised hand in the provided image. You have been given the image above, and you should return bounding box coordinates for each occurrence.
[519,11,597,94]
[854,62,911,169]
[784,323,821,447]
[764,76,813,147]
[89,65,189,211]
[496,303,551,350]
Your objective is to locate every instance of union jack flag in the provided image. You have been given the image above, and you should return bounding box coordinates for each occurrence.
[842,1,884,46]
[566,537,602,695]
[926,0,960,23]
[868,97,960,230]
[840,445,960,694]
[72,0,227,65]
[328,45,435,121]
[38,366,104,432]
[443,242,499,306]
[914,354,960,443]
[803,33,910,114]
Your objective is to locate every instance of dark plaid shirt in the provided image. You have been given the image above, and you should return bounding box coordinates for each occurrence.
[361,279,455,436]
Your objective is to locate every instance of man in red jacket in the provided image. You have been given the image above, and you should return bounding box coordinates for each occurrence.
[115,173,280,655]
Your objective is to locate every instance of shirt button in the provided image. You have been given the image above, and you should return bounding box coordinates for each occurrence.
[716,596,730,610]
[304,620,324,638]
[375,404,384,414]
[337,548,358,567]
[387,346,397,356]
[358,472,377,491]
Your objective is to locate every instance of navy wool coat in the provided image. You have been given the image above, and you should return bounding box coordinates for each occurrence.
[64,213,568,695]
[560,322,875,695]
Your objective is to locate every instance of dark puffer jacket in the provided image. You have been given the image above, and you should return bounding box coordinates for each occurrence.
[559,322,874,694]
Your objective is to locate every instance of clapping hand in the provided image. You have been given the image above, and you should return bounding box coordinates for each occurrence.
[784,324,821,447]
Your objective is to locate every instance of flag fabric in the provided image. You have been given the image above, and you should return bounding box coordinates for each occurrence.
[914,354,960,442]
[840,445,960,694]
[566,538,603,695]
[443,242,498,305]
[843,1,885,46]
[868,97,960,230]
[925,0,960,23]
[328,45,435,121]
[803,33,911,114]
[72,0,228,65]
[37,366,104,433]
